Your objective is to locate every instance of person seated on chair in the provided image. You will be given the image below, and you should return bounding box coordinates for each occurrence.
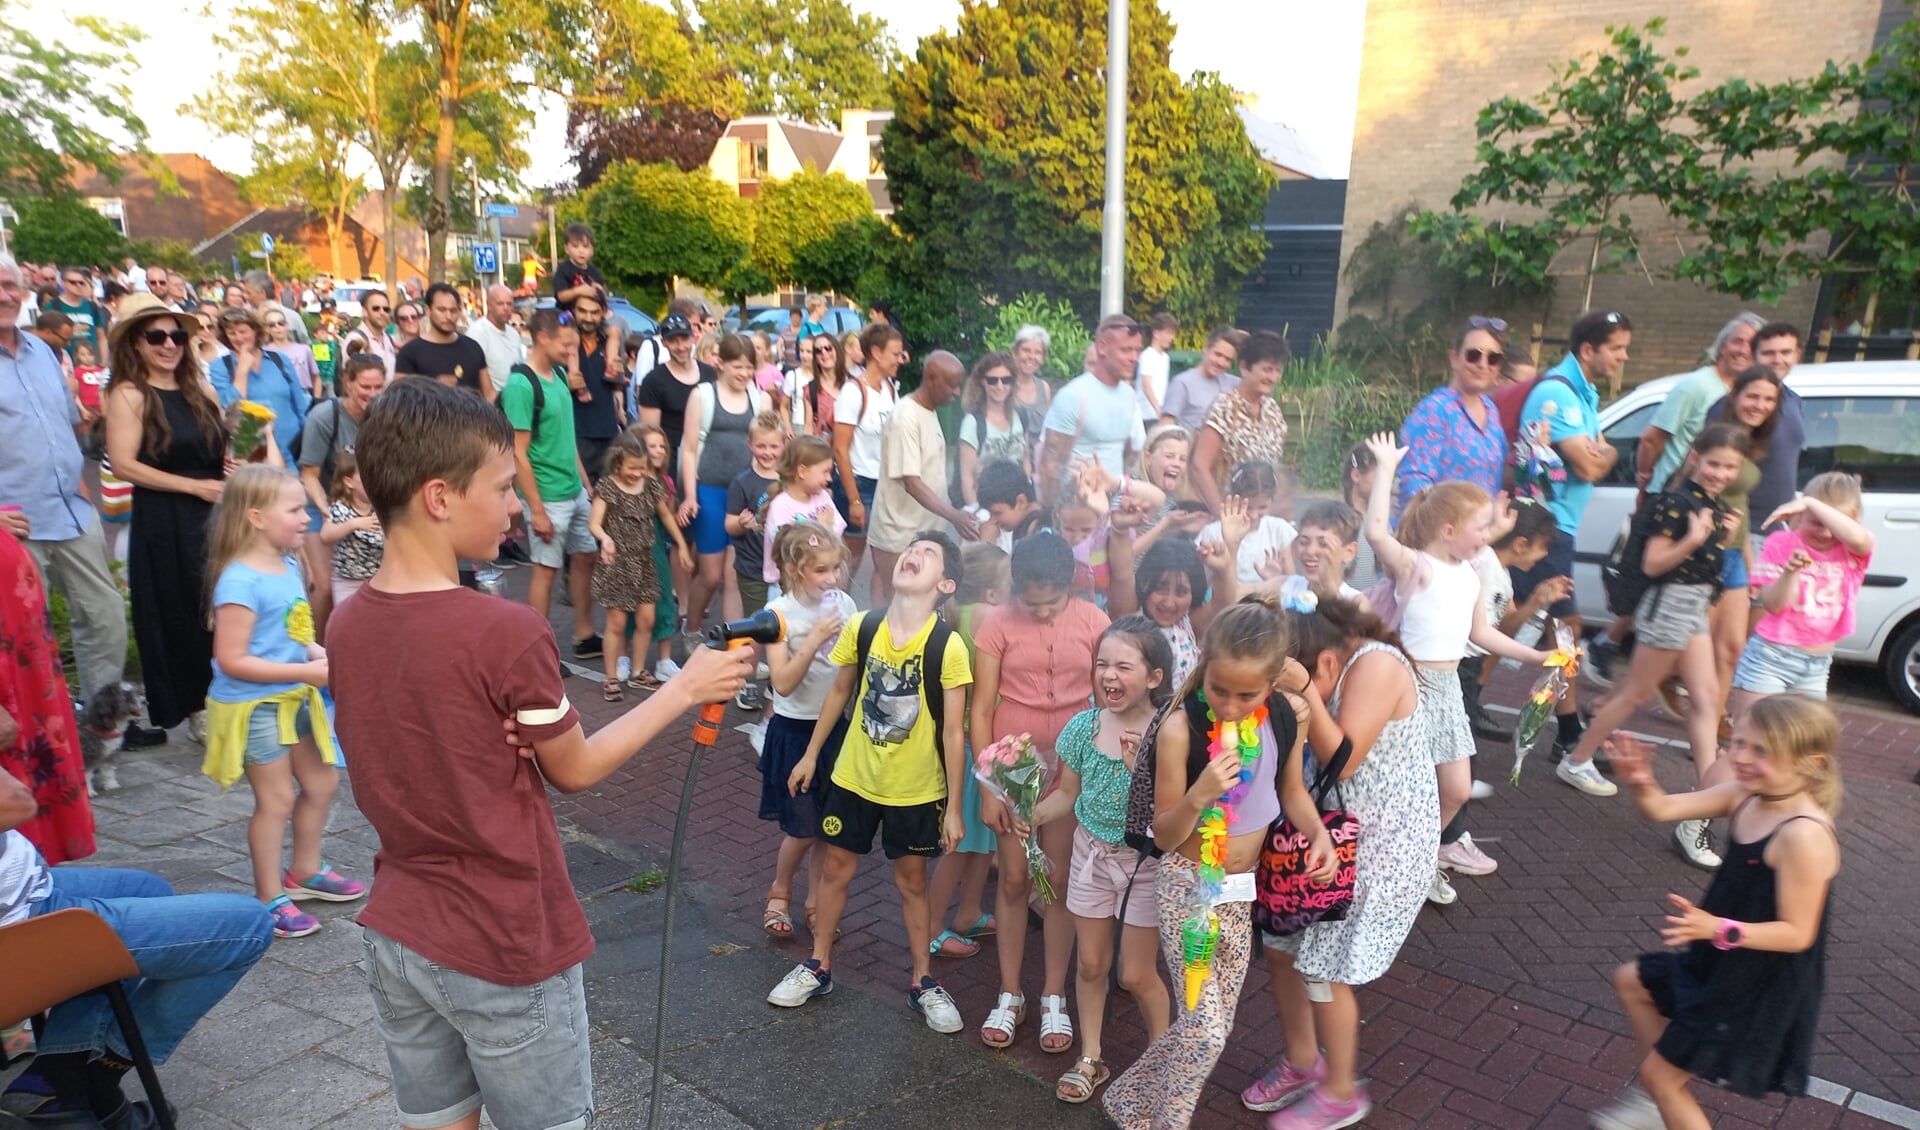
[0,771,273,1130]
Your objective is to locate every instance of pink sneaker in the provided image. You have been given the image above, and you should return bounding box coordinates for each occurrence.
[1436,832,1498,876]
[1242,1054,1325,1112]
[282,861,366,902]
[267,896,320,939]
[1267,1083,1371,1130]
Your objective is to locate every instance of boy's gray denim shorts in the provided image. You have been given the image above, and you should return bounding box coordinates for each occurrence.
[362,926,593,1130]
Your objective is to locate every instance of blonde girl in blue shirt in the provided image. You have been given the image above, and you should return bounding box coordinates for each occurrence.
[204,465,361,939]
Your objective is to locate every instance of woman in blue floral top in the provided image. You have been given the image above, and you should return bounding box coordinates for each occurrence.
[1393,318,1508,520]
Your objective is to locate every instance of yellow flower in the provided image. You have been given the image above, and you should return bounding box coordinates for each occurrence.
[239,400,277,422]
[285,599,315,645]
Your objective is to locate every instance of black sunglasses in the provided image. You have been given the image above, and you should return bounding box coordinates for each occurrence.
[1463,348,1504,367]
[142,328,191,347]
[365,304,391,313]
[982,374,1013,386]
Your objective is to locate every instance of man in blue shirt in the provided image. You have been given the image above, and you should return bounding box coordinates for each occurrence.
[0,256,132,709]
[1513,310,1625,771]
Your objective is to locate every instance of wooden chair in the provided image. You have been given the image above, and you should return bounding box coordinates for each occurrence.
[0,909,176,1130]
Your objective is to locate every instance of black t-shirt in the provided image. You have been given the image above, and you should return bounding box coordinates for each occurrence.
[635,361,716,469]
[395,334,489,393]
[573,330,620,441]
[726,468,775,579]
[552,261,606,309]
[1643,481,1726,586]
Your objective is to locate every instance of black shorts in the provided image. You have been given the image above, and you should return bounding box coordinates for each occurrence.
[819,787,945,859]
[1510,528,1579,619]
[737,571,770,616]
[577,435,612,483]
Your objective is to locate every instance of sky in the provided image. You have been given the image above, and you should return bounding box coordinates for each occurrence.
[19,0,1367,184]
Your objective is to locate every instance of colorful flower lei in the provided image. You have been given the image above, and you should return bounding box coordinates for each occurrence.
[1182,692,1267,1008]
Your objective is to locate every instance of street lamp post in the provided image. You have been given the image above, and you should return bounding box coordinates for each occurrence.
[1100,0,1128,318]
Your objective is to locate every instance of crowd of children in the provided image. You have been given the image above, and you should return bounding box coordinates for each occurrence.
[168,284,1860,1130]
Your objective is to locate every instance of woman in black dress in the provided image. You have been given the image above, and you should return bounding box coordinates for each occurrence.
[105,294,232,737]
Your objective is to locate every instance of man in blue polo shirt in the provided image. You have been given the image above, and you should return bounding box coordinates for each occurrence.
[1512,310,1625,778]
[0,257,134,717]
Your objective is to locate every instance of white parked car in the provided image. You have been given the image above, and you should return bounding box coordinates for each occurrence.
[1574,360,1920,712]
[304,281,388,320]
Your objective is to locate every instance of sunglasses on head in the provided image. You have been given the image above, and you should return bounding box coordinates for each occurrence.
[142,328,191,347]
[1463,348,1504,367]
[557,311,574,326]
[1467,316,1508,333]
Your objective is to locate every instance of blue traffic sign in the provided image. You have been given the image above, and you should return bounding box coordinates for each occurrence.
[484,202,519,218]
[473,244,499,274]
[260,233,275,255]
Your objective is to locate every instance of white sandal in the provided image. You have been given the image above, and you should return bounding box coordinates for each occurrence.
[980,991,1024,1048]
[1038,993,1073,1053]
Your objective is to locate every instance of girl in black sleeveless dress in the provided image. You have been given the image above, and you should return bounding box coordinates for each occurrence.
[1597,695,1843,1130]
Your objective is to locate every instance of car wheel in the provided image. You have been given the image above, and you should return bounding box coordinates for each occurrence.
[1880,619,1920,715]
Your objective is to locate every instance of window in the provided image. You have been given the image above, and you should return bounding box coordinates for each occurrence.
[867,135,884,177]
[88,197,126,236]
[738,142,769,182]
[1800,395,1920,490]
[1600,401,1659,487]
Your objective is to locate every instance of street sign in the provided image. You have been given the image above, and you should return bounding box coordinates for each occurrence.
[260,233,275,255]
[473,243,499,274]
[484,203,519,218]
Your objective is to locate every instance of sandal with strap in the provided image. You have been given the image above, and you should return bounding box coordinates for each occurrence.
[961,913,997,938]
[803,906,841,940]
[928,928,980,958]
[602,679,625,703]
[979,991,1025,1049]
[763,895,794,938]
[1056,1056,1109,1103]
[627,670,660,690]
[1038,994,1073,1053]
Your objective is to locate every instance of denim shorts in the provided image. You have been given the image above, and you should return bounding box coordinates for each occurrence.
[1732,634,1832,697]
[831,474,878,537]
[1720,545,1749,589]
[361,927,593,1130]
[1633,582,1713,651]
[244,702,313,767]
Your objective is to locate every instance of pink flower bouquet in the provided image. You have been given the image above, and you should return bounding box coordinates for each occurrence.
[974,732,1056,903]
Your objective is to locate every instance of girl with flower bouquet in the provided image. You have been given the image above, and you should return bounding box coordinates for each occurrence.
[1103,595,1336,1130]
[971,533,1110,1054]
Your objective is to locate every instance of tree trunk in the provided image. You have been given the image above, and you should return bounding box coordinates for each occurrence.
[381,176,399,297]
[426,9,461,285]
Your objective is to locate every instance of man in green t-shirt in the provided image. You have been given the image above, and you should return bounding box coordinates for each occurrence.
[47,267,106,360]
[498,308,600,659]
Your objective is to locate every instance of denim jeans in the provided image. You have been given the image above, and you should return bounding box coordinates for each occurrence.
[31,867,274,1062]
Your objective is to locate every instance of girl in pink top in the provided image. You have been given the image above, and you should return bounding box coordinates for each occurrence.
[1729,472,1873,720]
[972,532,1109,1055]
[760,435,845,584]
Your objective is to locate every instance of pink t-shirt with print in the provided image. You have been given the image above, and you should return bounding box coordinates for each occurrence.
[762,487,846,582]
[1751,528,1873,650]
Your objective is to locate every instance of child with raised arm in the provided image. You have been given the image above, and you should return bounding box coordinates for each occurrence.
[1594,696,1842,1130]
[1729,472,1874,719]
[1363,432,1550,904]
[757,522,857,939]
[327,378,749,1130]
[770,532,973,1034]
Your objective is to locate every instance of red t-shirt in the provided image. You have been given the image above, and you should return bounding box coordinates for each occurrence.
[328,585,589,985]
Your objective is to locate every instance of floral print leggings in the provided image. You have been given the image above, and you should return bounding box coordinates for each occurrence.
[1102,852,1253,1130]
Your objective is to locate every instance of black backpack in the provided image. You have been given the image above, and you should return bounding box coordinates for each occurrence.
[1122,691,1292,855]
[850,610,956,758]
[507,362,547,442]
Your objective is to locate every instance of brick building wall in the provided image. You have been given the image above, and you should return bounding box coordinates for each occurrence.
[1336,0,1887,385]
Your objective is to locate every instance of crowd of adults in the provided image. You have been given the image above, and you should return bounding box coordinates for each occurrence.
[1,231,1827,1124]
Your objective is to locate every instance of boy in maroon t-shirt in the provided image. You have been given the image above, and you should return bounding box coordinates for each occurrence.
[327,377,749,1130]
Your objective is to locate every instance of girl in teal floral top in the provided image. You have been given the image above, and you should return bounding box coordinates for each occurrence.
[1028,616,1176,1104]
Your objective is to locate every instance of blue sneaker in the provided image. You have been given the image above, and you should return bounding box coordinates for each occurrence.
[267,895,320,939]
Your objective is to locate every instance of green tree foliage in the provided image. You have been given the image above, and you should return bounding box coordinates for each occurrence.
[241,132,367,280]
[127,239,202,275]
[239,233,319,282]
[1407,19,1703,365]
[686,0,897,126]
[12,195,126,267]
[581,161,751,307]
[792,214,887,299]
[750,171,876,286]
[883,0,1272,348]
[1676,15,1920,309]
[0,1,147,199]
[982,294,1092,385]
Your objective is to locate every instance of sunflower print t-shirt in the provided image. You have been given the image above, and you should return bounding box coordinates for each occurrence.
[208,555,316,702]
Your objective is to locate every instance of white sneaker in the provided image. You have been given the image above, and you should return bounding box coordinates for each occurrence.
[1556,756,1618,797]
[768,961,832,1007]
[754,662,770,681]
[1426,869,1457,905]
[187,711,207,744]
[910,977,964,1033]
[1469,779,1496,800]
[1674,819,1722,870]
[1591,1087,1663,1130]
[616,655,632,682]
[654,658,682,681]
